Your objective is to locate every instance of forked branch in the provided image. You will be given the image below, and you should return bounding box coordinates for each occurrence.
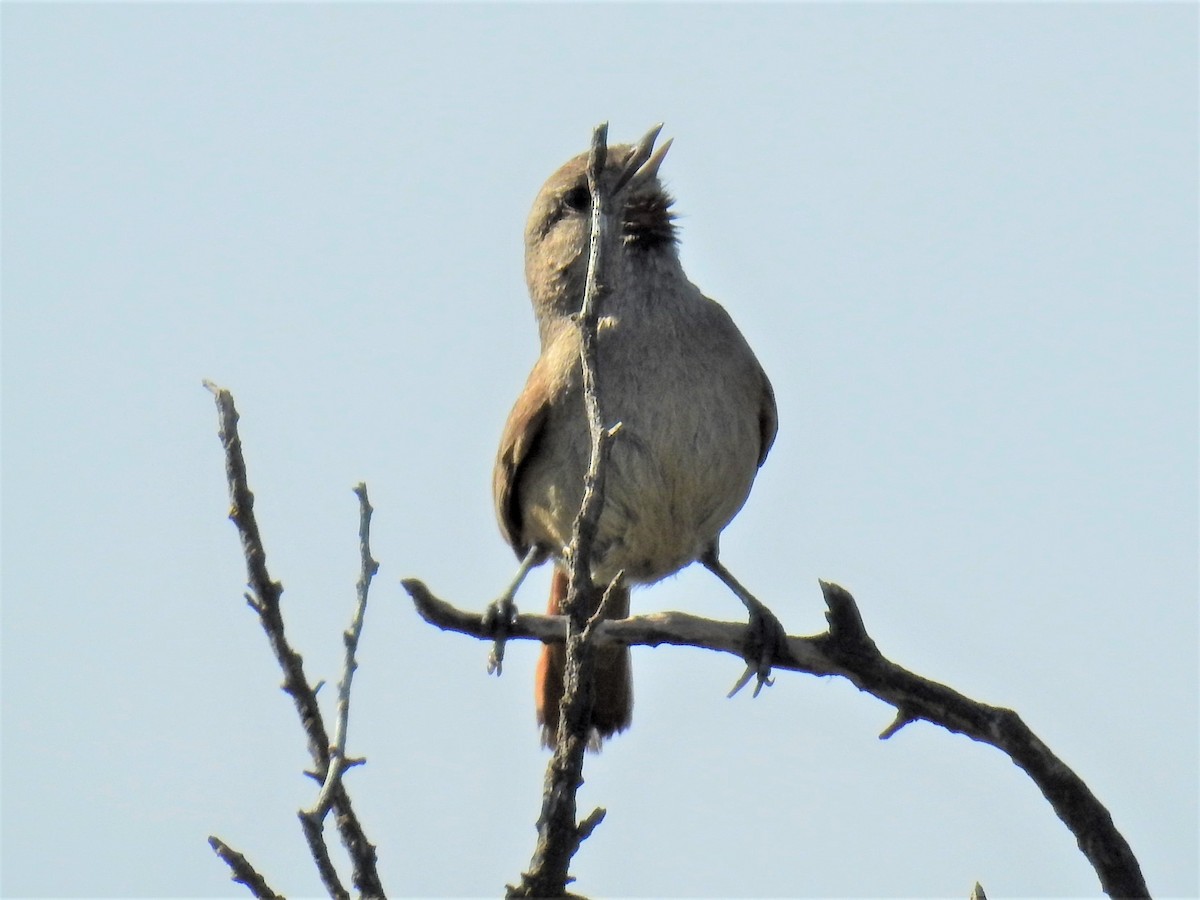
[205,381,385,898]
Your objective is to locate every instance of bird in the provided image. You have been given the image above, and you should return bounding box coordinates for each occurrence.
[492,125,780,748]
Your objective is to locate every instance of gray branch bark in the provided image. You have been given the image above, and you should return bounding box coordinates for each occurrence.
[402,577,1149,899]
[505,122,622,900]
[205,381,385,898]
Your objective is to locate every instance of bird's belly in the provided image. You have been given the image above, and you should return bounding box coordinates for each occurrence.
[521,403,760,585]
[597,417,758,582]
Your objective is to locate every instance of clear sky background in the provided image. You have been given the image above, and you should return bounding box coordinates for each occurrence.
[3,3,1196,898]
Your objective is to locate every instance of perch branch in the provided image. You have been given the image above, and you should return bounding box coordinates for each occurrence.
[205,381,385,898]
[401,577,1148,899]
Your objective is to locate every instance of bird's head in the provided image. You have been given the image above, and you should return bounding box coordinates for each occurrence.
[523,126,676,325]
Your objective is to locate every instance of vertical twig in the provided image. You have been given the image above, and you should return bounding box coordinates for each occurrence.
[509,122,620,898]
[306,484,378,817]
[297,483,379,899]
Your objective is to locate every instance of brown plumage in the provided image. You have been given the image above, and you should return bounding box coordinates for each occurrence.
[494,132,777,747]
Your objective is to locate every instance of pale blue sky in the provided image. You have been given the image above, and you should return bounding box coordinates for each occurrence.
[3,3,1197,897]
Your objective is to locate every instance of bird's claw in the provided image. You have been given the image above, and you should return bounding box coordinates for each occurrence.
[483,595,518,675]
[728,601,787,698]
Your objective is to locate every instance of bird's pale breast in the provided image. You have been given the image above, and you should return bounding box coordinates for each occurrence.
[516,288,765,585]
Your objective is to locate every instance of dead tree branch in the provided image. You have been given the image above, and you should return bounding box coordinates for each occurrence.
[205,381,385,898]
[207,836,283,900]
[505,121,622,899]
[402,578,1148,899]
[305,483,379,819]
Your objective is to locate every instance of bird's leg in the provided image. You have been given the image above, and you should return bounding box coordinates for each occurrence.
[485,546,547,675]
[701,549,788,698]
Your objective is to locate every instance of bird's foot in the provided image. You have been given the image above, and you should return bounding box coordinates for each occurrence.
[700,550,788,698]
[483,546,547,675]
[728,599,788,699]
[483,594,518,675]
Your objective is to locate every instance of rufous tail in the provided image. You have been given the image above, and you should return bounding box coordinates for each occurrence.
[534,569,632,749]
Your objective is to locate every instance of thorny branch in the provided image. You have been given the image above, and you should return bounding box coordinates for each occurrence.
[505,121,623,900]
[204,381,385,898]
[403,578,1149,900]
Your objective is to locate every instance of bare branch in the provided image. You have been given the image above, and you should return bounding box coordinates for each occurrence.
[507,122,621,899]
[402,577,1148,899]
[407,578,840,676]
[299,812,350,900]
[306,484,379,819]
[205,381,385,897]
[207,835,284,900]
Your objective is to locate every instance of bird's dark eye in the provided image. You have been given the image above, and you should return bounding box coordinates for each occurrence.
[562,185,590,212]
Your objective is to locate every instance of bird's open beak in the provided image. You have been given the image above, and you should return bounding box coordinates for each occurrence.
[613,123,673,194]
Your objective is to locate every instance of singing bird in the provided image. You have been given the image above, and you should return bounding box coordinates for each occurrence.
[493,126,780,747]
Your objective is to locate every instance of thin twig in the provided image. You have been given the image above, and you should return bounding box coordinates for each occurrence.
[208,835,284,900]
[508,122,620,899]
[306,484,379,818]
[205,381,385,898]
[299,811,350,900]
[403,577,1148,899]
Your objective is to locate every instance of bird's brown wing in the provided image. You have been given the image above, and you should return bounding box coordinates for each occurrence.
[493,360,554,558]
